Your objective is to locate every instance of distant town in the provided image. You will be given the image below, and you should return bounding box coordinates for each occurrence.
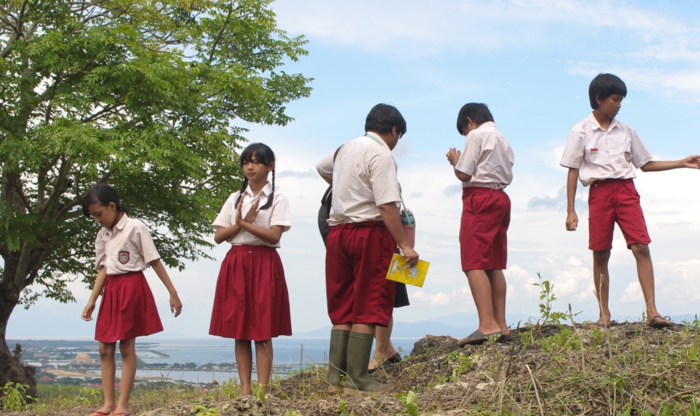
[8,339,251,387]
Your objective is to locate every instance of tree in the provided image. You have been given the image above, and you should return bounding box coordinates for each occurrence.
[0,0,311,394]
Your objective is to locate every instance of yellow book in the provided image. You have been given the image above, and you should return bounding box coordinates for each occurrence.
[386,253,430,287]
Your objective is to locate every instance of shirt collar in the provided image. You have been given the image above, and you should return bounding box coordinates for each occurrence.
[243,182,272,197]
[365,132,390,150]
[112,213,129,231]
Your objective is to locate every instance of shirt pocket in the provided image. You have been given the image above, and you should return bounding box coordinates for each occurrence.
[606,140,631,168]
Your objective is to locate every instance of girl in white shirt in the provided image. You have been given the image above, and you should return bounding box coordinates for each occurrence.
[209,143,292,396]
[81,184,182,416]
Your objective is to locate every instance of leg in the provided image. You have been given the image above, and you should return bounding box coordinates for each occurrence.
[465,270,501,335]
[96,342,117,414]
[235,340,253,395]
[592,250,612,325]
[487,269,509,335]
[114,338,136,415]
[630,244,670,326]
[254,340,273,394]
[369,319,399,371]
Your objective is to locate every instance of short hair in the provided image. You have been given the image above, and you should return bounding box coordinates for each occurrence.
[364,103,407,137]
[82,184,128,217]
[456,103,494,135]
[589,73,627,109]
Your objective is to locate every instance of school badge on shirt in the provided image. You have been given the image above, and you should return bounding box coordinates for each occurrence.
[118,251,130,264]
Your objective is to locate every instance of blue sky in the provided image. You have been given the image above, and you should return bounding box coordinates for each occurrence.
[9,0,700,340]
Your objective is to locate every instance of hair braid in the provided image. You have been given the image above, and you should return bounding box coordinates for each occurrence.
[259,170,274,210]
[234,177,249,207]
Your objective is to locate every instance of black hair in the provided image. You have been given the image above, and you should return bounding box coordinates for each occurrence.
[364,103,407,137]
[82,183,128,217]
[235,142,276,210]
[589,73,627,109]
[456,103,494,135]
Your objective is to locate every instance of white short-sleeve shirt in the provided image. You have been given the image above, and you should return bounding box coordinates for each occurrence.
[316,133,401,225]
[454,121,514,189]
[212,182,291,248]
[560,114,653,186]
[95,214,160,275]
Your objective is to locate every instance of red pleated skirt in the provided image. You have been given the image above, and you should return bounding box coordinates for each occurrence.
[95,271,163,343]
[209,245,292,341]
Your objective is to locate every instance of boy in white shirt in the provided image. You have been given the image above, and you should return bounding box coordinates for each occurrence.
[560,73,700,328]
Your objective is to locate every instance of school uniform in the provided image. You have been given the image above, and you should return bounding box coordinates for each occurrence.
[316,133,400,327]
[209,183,292,341]
[94,214,163,343]
[560,115,653,250]
[454,121,514,271]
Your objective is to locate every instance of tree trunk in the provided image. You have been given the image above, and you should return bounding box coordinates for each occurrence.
[0,292,37,402]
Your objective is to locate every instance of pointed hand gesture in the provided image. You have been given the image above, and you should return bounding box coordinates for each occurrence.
[235,194,260,226]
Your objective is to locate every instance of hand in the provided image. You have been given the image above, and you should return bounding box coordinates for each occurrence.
[400,245,419,268]
[170,293,183,317]
[446,148,461,167]
[565,212,578,231]
[682,155,700,169]
[235,195,259,226]
[82,302,95,321]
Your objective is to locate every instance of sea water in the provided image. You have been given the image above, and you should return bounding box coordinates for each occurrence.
[111,336,420,384]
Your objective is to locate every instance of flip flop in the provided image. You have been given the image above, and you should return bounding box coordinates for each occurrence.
[368,352,402,374]
[89,411,111,416]
[457,330,504,347]
[648,315,673,329]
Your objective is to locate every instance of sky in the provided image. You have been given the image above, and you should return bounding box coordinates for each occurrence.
[8,0,700,340]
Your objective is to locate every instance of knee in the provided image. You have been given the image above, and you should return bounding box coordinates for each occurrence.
[99,343,115,360]
[592,250,611,264]
[119,342,135,359]
[630,244,650,258]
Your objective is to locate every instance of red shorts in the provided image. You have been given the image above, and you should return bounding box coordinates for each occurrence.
[95,271,163,343]
[588,179,651,251]
[325,222,396,327]
[459,187,510,271]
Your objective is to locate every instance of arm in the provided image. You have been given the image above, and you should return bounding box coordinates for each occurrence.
[446,147,472,183]
[565,168,579,231]
[150,259,182,317]
[234,196,284,245]
[640,155,700,172]
[82,268,108,321]
[378,203,419,267]
[214,223,244,244]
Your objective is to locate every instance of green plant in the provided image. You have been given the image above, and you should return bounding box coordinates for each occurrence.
[398,390,419,416]
[533,273,567,327]
[445,351,480,382]
[194,404,220,416]
[339,399,350,415]
[283,411,303,416]
[254,384,267,403]
[1,382,32,411]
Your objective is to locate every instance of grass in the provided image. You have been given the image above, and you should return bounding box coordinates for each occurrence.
[4,321,700,415]
[4,278,700,415]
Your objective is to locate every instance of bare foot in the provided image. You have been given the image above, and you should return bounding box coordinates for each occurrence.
[647,315,673,328]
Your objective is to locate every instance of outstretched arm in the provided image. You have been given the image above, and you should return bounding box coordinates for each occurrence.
[565,168,579,231]
[150,259,182,317]
[641,155,700,172]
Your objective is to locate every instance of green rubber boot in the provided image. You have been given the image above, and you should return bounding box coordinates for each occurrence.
[327,329,349,392]
[344,332,392,393]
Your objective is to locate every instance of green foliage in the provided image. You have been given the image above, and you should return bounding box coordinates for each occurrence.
[338,399,349,415]
[0,0,312,388]
[0,0,312,305]
[254,384,266,403]
[533,273,567,327]
[193,404,220,416]
[398,390,419,416]
[445,350,479,382]
[1,382,32,411]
